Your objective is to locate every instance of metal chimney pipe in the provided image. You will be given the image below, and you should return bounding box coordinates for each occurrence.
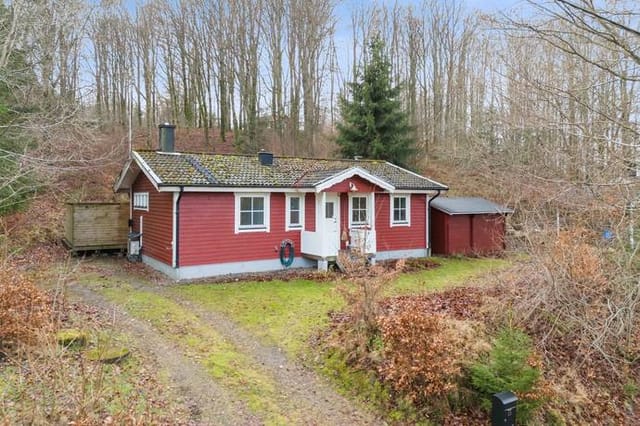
[258,150,274,166]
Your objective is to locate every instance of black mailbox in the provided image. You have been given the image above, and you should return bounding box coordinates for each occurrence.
[492,391,517,426]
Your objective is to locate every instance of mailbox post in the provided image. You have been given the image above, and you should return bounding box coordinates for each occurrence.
[492,391,517,426]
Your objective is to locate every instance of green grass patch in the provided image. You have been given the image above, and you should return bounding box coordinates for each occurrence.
[101,284,302,425]
[172,257,510,356]
[390,257,509,295]
[170,279,343,355]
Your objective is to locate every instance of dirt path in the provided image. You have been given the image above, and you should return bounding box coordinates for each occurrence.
[162,290,381,426]
[70,259,382,425]
[68,285,261,426]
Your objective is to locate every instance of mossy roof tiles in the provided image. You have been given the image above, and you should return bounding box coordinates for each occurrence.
[135,150,447,191]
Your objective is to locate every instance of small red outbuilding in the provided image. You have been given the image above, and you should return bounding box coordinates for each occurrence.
[430,197,513,256]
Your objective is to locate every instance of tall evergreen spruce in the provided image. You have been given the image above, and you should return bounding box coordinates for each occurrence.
[336,37,415,167]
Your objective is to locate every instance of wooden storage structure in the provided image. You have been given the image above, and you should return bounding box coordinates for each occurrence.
[430,197,513,256]
[63,202,129,252]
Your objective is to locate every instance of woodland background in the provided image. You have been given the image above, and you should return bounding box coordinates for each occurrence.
[1,1,640,422]
[1,0,638,230]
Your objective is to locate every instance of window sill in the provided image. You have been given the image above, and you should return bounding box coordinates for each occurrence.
[236,227,269,233]
[350,224,371,229]
[390,222,410,227]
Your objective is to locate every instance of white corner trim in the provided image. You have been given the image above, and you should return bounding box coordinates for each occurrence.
[285,193,305,231]
[390,194,411,227]
[172,192,179,268]
[234,193,271,234]
[315,167,395,193]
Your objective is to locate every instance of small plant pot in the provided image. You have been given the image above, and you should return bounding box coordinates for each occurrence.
[56,329,88,348]
[86,347,130,364]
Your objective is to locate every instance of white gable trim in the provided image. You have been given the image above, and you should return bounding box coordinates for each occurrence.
[314,167,394,193]
[114,152,163,192]
[133,151,162,190]
[113,158,134,192]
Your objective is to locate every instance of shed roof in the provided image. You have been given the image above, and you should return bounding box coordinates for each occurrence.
[115,150,448,192]
[431,197,514,215]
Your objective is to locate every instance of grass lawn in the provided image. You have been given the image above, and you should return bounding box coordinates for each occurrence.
[171,256,509,356]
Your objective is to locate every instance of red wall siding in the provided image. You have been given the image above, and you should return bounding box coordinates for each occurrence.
[178,192,304,267]
[340,193,349,249]
[471,214,505,253]
[132,174,173,265]
[375,194,426,251]
[447,215,472,255]
[430,210,507,256]
[305,193,315,232]
[430,209,448,255]
[322,175,383,193]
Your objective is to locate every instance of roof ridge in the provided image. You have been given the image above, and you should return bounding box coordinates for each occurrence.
[133,149,384,163]
[135,149,254,158]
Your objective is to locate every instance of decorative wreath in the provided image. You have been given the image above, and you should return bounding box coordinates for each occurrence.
[279,239,295,267]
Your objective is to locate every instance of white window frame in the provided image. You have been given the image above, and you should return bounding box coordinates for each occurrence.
[133,192,149,211]
[235,193,270,233]
[348,193,372,228]
[285,193,305,231]
[390,194,411,227]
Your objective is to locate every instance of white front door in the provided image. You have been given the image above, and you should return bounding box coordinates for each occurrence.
[323,193,340,255]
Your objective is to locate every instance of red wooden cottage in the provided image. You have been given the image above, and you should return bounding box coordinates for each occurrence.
[430,197,513,256]
[114,132,448,280]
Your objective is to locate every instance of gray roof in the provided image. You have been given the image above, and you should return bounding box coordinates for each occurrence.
[127,150,448,191]
[431,197,514,215]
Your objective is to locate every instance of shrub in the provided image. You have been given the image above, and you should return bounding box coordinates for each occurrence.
[501,228,640,370]
[378,311,464,411]
[468,327,543,424]
[334,251,403,361]
[0,265,52,351]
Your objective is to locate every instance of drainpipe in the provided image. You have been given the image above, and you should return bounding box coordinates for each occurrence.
[426,190,442,257]
[129,187,133,232]
[173,186,184,269]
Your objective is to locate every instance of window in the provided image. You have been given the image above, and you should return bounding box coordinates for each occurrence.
[325,202,334,219]
[133,192,149,211]
[235,193,270,232]
[351,196,368,225]
[391,195,410,226]
[285,194,304,230]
